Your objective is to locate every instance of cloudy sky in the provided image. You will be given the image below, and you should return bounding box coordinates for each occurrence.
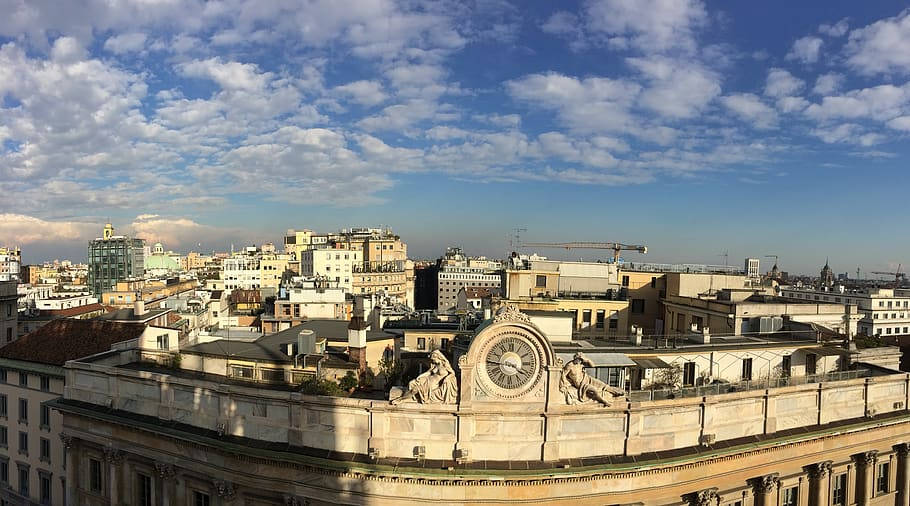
[1,0,909,275]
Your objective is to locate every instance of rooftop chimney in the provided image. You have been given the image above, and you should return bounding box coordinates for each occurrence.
[134,298,146,317]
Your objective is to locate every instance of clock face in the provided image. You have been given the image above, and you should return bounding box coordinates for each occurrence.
[483,335,539,391]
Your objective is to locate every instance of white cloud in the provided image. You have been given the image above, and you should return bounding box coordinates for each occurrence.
[627,56,721,118]
[786,36,823,64]
[583,0,708,53]
[177,58,271,92]
[819,18,849,37]
[103,33,148,54]
[0,214,96,244]
[804,83,910,122]
[886,116,910,131]
[49,36,87,63]
[845,9,910,75]
[720,93,777,129]
[764,68,805,98]
[776,96,809,113]
[332,80,388,107]
[812,73,844,96]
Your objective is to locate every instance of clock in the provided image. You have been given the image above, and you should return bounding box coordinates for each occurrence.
[477,333,542,398]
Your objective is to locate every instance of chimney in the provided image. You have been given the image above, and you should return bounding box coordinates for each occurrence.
[348,296,369,371]
[134,298,146,317]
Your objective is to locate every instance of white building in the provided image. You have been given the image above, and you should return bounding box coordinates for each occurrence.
[299,249,361,292]
[745,258,760,278]
[35,294,98,311]
[779,286,910,338]
[438,267,501,312]
[222,256,261,291]
[0,248,20,282]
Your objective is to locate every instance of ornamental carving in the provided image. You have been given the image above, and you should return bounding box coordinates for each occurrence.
[559,352,627,406]
[687,487,719,506]
[492,305,532,325]
[896,443,910,458]
[103,447,124,466]
[855,450,878,466]
[806,461,833,479]
[284,495,308,506]
[214,479,236,500]
[750,474,779,494]
[155,462,176,480]
[391,349,457,405]
[59,433,73,450]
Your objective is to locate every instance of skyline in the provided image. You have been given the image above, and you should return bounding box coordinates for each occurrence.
[2,0,910,274]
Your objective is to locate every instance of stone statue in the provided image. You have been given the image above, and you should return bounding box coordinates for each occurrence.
[391,349,458,405]
[559,352,626,406]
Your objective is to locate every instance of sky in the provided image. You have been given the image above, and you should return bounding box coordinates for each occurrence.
[1,0,909,276]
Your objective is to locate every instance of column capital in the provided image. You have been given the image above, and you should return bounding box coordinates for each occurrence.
[853,450,879,467]
[214,479,236,500]
[283,495,309,506]
[686,487,720,506]
[895,443,910,457]
[750,473,780,495]
[103,447,124,467]
[805,460,833,479]
[155,462,176,480]
[59,433,74,449]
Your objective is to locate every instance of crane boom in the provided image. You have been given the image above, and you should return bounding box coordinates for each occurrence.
[521,242,647,262]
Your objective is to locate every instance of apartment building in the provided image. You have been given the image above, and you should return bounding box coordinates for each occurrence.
[779,286,910,338]
[0,282,16,346]
[222,255,261,291]
[0,247,20,283]
[299,249,361,292]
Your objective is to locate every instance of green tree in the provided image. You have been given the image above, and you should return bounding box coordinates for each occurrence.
[377,356,404,390]
[339,371,358,391]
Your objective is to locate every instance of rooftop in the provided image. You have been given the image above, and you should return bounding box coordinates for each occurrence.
[0,319,146,366]
[95,307,171,322]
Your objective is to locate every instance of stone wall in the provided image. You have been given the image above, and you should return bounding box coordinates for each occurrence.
[63,359,910,461]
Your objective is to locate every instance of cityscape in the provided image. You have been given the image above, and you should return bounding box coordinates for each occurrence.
[2,1,910,505]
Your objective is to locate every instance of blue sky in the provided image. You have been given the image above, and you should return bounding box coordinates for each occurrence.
[1,0,909,276]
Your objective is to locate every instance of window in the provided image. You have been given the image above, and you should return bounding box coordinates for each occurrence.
[0,458,7,484]
[230,366,254,380]
[0,369,6,383]
[650,276,657,288]
[781,355,791,377]
[18,431,27,455]
[631,299,645,314]
[683,362,696,386]
[806,353,817,375]
[40,405,50,429]
[18,398,26,423]
[596,310,605,329]
[40,471,51,505]
[417,338,426,350]
[535,275,546,288]
[742,358,753,381]
[877,461,890,495]
[19,373,27,387]
[18,464,28,497]
[622,275,629,287]
[137,473,152,506]
[40,376,49,392]
[0,394,6,418]
[194,490,212,506]
[89,458,103,493]
[40,437,50,462]
[0,426,6,447]
[782,488,798,506]
[582,310,592,328]
[832,472,847,506]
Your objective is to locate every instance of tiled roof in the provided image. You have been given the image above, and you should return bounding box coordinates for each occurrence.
[0,319,146,366]
[230,289,261,304]
[44,302,109,318]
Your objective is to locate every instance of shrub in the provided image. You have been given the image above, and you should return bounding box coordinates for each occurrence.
[339,371,358,391]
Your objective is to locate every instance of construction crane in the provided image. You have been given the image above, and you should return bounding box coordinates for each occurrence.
[871,264,905,286]
[521,241,647,263]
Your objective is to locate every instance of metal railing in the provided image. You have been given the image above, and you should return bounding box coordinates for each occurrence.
[629,369,870,401]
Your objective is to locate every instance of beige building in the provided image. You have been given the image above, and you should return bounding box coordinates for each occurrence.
[101,278,197,309]
[300,248,362,292]
[47,305,910,505]
[0,282,16,346]
[259,254,292,291]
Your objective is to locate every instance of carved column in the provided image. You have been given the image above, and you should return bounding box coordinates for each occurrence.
[104,447,124,505]
[896,444,910,506]
[853,451,878,506]
[214,479,237,505]
[749,473,779,506]
[805,461,832,506]
[686,487,719,506]
[60,433,77,506]
[156,462,177,506]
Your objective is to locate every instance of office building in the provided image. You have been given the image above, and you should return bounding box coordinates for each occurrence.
[87,224,145,297]
[0,247,21,282]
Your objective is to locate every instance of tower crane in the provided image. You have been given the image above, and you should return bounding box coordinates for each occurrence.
[520,241,647,263]
[871,264,905,286]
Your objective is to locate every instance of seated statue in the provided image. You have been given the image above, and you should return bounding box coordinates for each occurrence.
[559,352,627,406]
[391,349,458,405]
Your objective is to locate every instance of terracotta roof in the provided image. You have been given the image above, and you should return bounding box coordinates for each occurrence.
[0,319,146,366]
[44,302,109,318]
[462,286,499,299]
[166,313,183,326]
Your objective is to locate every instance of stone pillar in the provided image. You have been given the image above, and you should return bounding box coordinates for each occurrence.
[896,443,910,506]
[156,462,177,506]
[805,461,832,506]
[749,473,779,506]
[60,433,77,506]
[853,451,878,506]
[104,447,124,505]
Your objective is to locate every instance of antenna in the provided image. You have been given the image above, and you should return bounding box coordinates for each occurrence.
[718,249,729,267]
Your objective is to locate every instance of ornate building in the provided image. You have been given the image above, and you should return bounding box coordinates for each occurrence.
[821,259,836,289]
[49,306,910,505]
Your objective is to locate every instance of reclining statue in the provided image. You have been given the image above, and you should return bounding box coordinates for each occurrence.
[559,352,627,406]
[391,349,458,405]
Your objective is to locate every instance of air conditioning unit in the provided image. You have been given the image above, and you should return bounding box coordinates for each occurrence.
[700,434,716,446]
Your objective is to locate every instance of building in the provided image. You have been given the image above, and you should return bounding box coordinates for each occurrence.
[0,282,17,346]
[264,278,348,333]
[0,318,168,505]
[101,278,197,309]
[0,247,21,282]
[17,303,110,338]
[48,305,910,505]
[745,257,760,279]
[87,223,145,297]
[222,255,261,291]
[94,301,173,327]
[300,248,361,292]
[456,286,499,312]
[259,254,292,291]
[144,242,181,275]
[437,248,502,312]
[413,262,439,310]
[779,286,910,338]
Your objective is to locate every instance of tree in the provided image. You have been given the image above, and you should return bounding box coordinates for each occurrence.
[652,363,683,390]
[377,356,404,390]
[339,371,358,391]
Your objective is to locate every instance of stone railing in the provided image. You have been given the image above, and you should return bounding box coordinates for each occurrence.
[62,358,910,462]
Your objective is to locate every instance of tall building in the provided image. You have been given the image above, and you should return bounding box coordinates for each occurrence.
[87,224,145,297]
[436,247,502,312]
[745,257,760,279]
[779,286,910,338]
[0,281,17,346]
[0,247,21,282]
